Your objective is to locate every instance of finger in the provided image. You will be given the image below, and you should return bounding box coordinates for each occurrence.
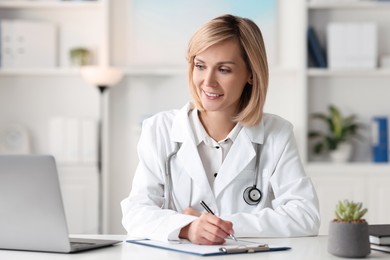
[193,236,225,245]
[200,214,232,241]
[186,219,225,245]
[202,228,227,244]
[202,213,234,238]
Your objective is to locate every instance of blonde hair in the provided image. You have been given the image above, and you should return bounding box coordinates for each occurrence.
[187,14,269,127]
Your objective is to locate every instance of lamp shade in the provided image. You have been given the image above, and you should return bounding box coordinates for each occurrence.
[81,66,123,87]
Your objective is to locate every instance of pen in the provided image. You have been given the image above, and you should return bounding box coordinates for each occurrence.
[200,200,237,242]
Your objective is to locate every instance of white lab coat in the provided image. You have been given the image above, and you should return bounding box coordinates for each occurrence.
[121,102,320,242]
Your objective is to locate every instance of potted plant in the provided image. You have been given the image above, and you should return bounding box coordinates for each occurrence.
[328,200,370,258]
[308,105,363,162]
[69,47,91,66]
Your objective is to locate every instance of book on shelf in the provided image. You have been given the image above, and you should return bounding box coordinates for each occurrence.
[307,27,327,68]
[371,244,390,254]
[371,117,389,163]
[369,224,390,245]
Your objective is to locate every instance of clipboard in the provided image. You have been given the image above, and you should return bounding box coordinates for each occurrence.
[127,239,291,256]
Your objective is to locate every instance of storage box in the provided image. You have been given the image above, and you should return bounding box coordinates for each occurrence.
[0,19,57,68]
[327,22,377,69]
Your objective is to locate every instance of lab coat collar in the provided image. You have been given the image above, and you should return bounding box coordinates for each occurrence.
[171,102,265,145]
[170,102,193,143]
[242,120,265,145]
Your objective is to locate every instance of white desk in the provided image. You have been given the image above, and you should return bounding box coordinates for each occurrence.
[0,235,388,260]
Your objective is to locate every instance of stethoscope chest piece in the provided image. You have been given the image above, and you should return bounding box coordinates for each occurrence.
[243,185,262,205]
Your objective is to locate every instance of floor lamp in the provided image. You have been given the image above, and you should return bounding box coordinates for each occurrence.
[80,66,123,234]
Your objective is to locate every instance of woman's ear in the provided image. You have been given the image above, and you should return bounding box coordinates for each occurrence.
[248,74,253,85]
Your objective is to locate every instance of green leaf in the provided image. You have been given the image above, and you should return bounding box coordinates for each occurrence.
[308,105,365,156]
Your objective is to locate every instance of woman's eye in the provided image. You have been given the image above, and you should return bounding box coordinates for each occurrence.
[219,67,231,73]
[195,63,205,70]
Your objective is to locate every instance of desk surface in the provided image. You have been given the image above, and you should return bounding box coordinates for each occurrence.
[0,235,388,260]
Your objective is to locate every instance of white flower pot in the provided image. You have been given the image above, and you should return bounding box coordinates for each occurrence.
[329,143,352,163]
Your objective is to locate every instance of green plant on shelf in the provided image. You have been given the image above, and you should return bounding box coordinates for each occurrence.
[308,105,364,156]
[70,47,90,66]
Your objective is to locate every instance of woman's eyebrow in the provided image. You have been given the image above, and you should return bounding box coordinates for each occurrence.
[194,57,236,65]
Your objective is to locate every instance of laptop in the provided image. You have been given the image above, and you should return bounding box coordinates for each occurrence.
[0,155,121,253]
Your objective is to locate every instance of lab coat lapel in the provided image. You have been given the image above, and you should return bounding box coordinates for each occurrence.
[214,122,265,198]
[213,130,256,198]
[176,141,212,194]
[171,103,213,197]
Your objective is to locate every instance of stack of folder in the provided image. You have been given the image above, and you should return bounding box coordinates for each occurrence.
[369,224,390,253]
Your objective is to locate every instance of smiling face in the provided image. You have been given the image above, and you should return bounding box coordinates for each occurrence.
[192,39,252,117]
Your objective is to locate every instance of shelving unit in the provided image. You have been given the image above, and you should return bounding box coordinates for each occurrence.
[0,0,109,234]
[0,0,107,70]
[308,0,390,9]
[304,0,390,235]
[0,68,82,76]
[307,68,390,77]
[0,0,101,9]
[306,0,390,163]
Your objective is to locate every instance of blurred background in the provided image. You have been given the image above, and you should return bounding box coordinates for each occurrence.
[0,0,389,235]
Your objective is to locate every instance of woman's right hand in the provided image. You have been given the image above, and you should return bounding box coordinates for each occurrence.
[179,212,234,245]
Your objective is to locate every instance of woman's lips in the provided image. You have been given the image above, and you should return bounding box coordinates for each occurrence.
[203,90,223,98]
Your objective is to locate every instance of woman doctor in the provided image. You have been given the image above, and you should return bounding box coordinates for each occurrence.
[121,14,320,245]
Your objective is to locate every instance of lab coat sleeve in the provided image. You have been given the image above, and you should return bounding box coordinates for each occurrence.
[220,121,320,237]
[121,116,197,242]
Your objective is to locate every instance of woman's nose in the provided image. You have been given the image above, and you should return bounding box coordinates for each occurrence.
[204,70,217,87]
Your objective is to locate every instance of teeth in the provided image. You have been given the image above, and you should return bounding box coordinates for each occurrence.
[204,91,222,97]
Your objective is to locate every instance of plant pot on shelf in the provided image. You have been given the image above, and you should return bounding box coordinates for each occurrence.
[329,143,352,163]
[328,221,370,258]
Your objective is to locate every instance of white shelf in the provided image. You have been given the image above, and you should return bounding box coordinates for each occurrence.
[1,67,186,77]
[306,162,390,174]
[123,66,187,76]
[308,0,390,9]
[0,0,102,9]
[307,68,390,77]
[0,68,83,76]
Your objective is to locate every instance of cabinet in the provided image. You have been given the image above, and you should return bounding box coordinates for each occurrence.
[304,0,390,234]
[0,0,109,234]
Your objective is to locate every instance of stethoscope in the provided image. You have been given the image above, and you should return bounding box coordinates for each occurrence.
[164,142,263,209]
